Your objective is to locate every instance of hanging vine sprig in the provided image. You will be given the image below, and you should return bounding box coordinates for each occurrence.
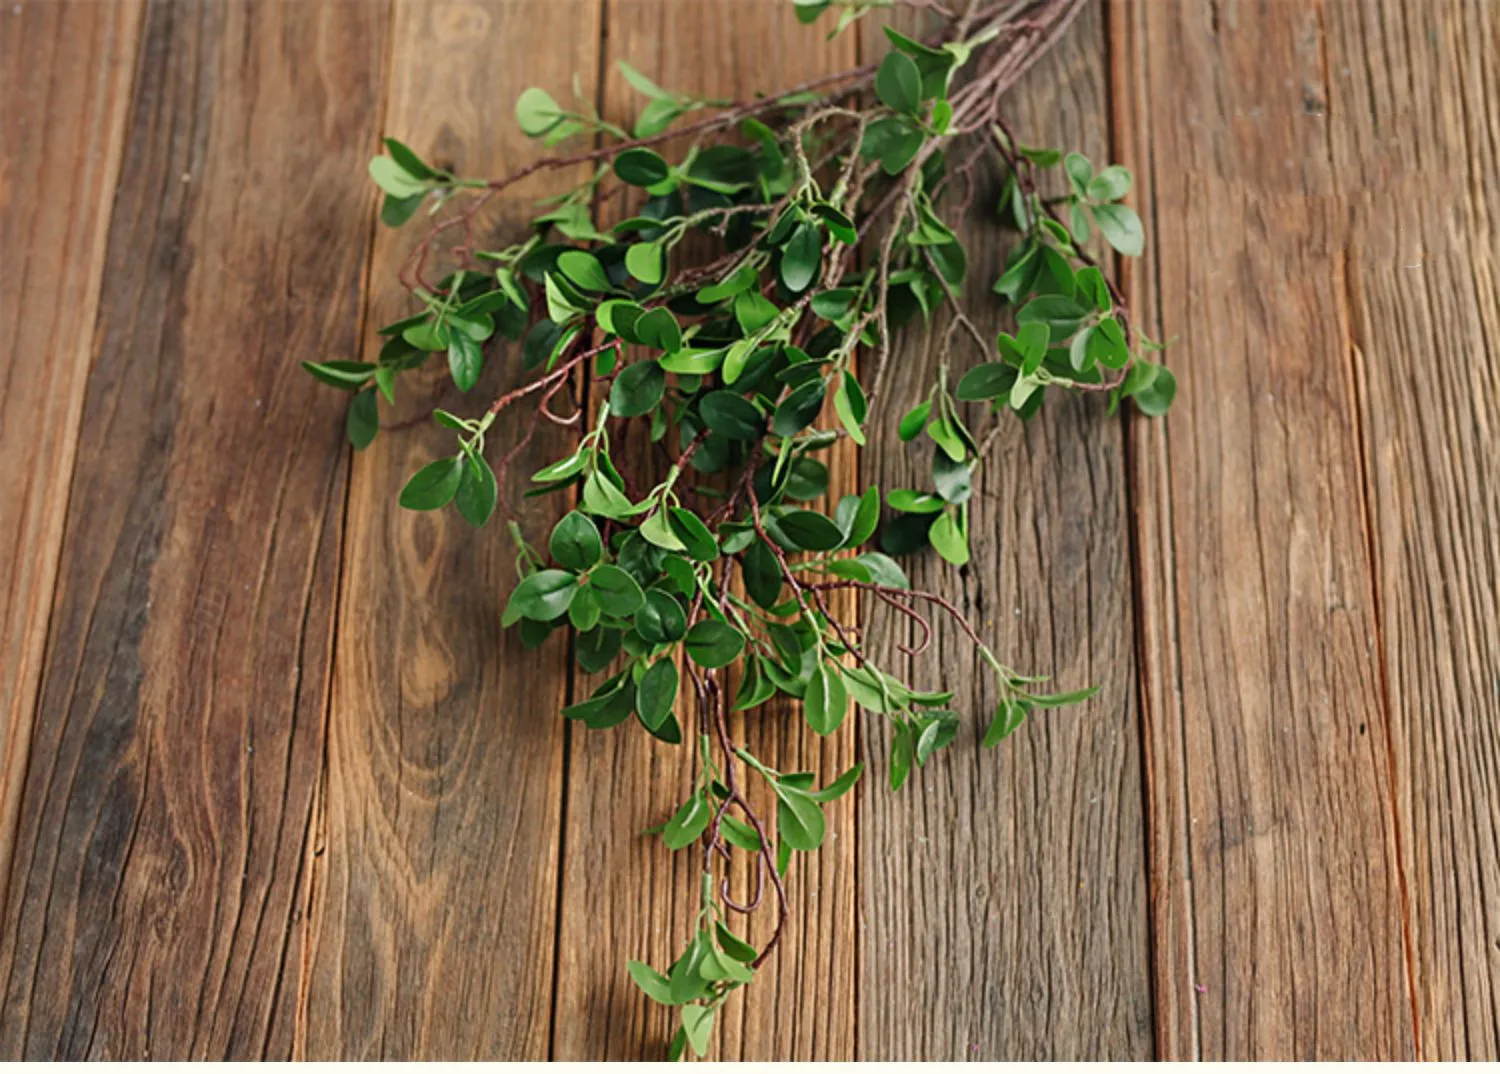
[304,0,1175,1059]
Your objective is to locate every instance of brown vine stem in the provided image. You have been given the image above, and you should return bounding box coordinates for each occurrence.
[398,64,879,292]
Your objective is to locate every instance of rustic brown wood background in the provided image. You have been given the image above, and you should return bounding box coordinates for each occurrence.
[2,0,1496,1060]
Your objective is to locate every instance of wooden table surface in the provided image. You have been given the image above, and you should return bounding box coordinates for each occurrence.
[2,0,1496,1060]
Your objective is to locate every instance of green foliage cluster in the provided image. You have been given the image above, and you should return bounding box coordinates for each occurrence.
[307,0,1171,1057]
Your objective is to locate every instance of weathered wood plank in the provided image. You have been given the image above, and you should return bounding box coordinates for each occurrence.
[551,1,858,1059]
[0,0,142,918]
[1118,0,1416,1058]
[1318,0,1500,1058]
[857,2,1152,1060]
[298,0,601,1059]
[0,1,387,1058]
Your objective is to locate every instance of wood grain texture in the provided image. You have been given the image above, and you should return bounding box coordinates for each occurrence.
[1317,0,1500,1058]
[550,1,858,1059]
[298,0,600,1059]
[0,0,142,916]
[1118,0,1416,1058]
[0,1,387,1058]
[857,2,1152,1060]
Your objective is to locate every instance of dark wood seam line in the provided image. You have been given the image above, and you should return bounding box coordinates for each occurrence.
[545,1,610,1058]
[850,14,864,1065]
[1338,245,1422,1058]
[1101,0,1157,1060]
[286,0,401,1057]
[1111,0,1199,1058]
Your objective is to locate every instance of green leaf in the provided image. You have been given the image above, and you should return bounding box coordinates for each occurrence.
[734,656,777,712]
[544,273,583,324]
[915,711,959,765]
[368,155,426,198]
[636,589,687,644]
[775,787,825,851]
[1086,164,1132,202]
[667,507,719,561]
[617,59,673,100]
[1092,316,1130,368]
[1131,365,1176,416]
[925,417,966,463]
[533,451,586,484]
[1024,684,1101,708]
[698,391,764,441]
[454,452,497,526]
[614,147,671,186]
[741,538,783,610]
[662,792,710,850]
[382,137,433,179]
[932,451,972,505]
[695,263,759,305]
[583,470,637,518]
[303,360,375,390]
[381,191,425,228]
[809,762,864,802]
[550,511,603,570]
[684,621,744,668]
[772,510,845,552]
[715,923,758,964]
[447,332,483,392]
[877,119,924,175]
[1017,294,1087,335]
[1064,151,1093,192]
[399,456,464,511]
[811,288,856,320]
[887,489,945,514]
[812,204,857,244]
[1019,144,1062,166]
[875,51,922,115]
[635,308,681,353]
[575,627,621,673]
[889,723,913,789]
[640,509,687,552]
[681,1005,714,1058]
[1092,202,1145,257]
[853,550,908,588]
[1070,325,1095,372]
[624,241,664,285]
[780,222,822,293]
[898,401,932,441]
[803,661,849,735]
[929,511,969,566]
[633,98,684,137]
[833,378,866,445]
[587,563,646,617]
[504,569,579,624]
[557,249,612,291]
[636,657,679,731]
[983,698,1030,747]
[515,87,564,136]
[771,379,826,437]
[1010,373,1042,412]
[628,961,675,1005]
[569,584,601,632]
[956,362,1017,402]
[733,290,777,335]
[841,486,881,547]
[609,361,665,417]
[993,244,1039,302]
[346,389,379,450]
